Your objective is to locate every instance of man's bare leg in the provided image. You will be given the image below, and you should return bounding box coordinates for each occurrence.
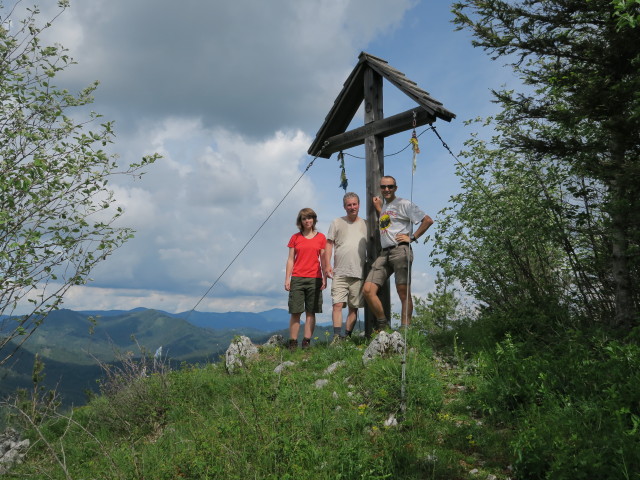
[345,307,358,334]
[363,281,388,330]
[332,302,344,328]
[331,302,345,340]
[396,283,413,326]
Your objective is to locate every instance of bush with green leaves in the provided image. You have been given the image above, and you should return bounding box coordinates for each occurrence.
[450,0,640,328]
[0,1,158,366]
[467,329,640,479]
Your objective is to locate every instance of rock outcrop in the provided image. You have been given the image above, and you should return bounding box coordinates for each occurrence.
[262,334,286,349]
[362,331,405,364]
[224,335,259,373]
[0,428,29,474]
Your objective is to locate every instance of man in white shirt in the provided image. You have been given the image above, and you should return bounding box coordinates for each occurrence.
[324,192,367,340]
[363,176,433,330]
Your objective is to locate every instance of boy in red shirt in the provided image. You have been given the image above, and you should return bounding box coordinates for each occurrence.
[285,208,327,349]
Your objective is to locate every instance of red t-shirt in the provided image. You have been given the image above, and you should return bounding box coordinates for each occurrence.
[288,232,326,278]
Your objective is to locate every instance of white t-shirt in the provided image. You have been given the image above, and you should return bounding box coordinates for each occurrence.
[326,216,367,278]
[379,197,426,249]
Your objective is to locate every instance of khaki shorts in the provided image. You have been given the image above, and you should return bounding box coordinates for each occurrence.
[288,276,323,314]
[365,244,413,287]
[331,276,364,308]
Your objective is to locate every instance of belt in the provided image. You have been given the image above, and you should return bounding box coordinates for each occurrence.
[382,242,410,252]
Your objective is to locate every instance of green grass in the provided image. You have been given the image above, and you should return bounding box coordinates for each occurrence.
[5,322,638,479]
[2,329,515,479]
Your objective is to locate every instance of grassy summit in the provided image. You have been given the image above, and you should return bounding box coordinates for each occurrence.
[3,322,639,479]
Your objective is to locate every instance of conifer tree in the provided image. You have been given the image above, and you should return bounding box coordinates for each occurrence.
[451,0,640,328]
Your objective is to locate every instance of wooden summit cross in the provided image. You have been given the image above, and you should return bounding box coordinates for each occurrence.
[308,52,456,336]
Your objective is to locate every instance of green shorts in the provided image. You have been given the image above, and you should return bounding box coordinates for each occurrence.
[365,244,413,287]
[288,276,323,314]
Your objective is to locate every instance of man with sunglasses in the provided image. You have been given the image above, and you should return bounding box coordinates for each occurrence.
[363,175,433,331]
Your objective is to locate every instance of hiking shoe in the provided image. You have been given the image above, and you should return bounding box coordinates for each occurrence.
[288,339,298,351]
[375,319,390,332]
[330,334,343,345]
[301,337,311,349]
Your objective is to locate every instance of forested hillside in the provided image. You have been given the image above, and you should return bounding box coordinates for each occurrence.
[0,308,285,406]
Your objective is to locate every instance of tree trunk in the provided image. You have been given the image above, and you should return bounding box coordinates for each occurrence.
[609,166,636,330]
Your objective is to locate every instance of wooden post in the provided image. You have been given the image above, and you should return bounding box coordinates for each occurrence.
[363,66,390,337]
[306,54,455,335]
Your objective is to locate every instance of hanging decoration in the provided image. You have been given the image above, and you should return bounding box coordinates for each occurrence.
[337,151,348,191]
[410,131,420,172]
[410,111,420,173]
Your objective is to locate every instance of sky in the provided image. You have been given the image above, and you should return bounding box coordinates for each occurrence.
[10,0,516,322]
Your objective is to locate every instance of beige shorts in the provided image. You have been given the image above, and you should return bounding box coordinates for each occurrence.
[331,276,364,308]
[365,244,413,287]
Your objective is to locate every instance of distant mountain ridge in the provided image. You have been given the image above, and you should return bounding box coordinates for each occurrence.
[18,307,292,364]
[0,307,292,407]
[78,307,291,332]
[171,308,291,331]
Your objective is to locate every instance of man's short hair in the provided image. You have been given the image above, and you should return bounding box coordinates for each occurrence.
[381,175,397,186]
[343,192,360,206]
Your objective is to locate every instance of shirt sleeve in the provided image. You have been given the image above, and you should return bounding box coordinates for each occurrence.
[407,202,427,224]
[326,220,336,242]
[287,233,298,248]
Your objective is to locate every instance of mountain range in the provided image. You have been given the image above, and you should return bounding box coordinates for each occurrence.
[0,307,295,406]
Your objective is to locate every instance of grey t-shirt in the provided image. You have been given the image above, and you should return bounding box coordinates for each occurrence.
[326,216,367,278]
[379,197,426,249]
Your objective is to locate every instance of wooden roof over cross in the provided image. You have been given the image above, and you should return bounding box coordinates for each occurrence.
[308,52,456,158]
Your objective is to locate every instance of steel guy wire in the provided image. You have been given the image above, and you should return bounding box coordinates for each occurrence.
[185,142,329,320]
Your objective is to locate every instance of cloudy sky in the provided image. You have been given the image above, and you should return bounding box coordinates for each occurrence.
[12,0,515,322]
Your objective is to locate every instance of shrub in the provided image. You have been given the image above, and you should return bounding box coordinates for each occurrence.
[468,329,640,479]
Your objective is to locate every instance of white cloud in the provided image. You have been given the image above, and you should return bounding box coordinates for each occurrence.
[41,0,419,138]
[87,122,315,306]
[60,283,293,316]
[4,0,513,317]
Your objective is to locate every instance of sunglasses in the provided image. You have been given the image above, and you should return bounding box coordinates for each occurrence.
[379,185,396,190]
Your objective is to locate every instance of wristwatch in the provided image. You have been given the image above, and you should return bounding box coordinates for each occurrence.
[410,234,417,243]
